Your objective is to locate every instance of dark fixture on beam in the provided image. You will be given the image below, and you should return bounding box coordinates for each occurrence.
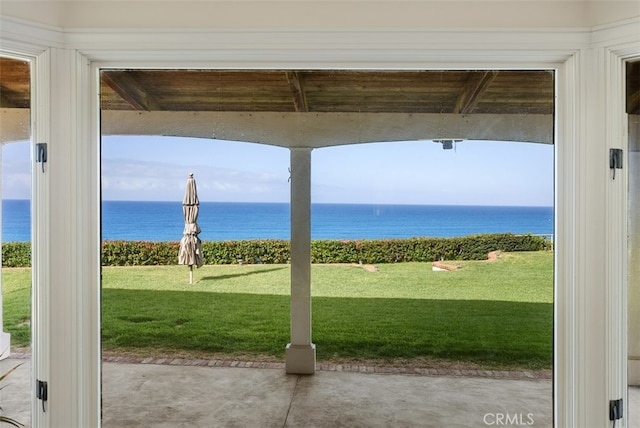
[433,139,464,150]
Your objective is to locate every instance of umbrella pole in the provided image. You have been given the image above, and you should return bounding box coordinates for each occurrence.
[189,265,193,284]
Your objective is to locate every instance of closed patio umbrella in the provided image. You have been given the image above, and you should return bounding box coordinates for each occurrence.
[178,173,203,283]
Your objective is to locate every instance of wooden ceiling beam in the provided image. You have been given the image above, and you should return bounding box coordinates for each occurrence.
[285,71,308,112]
[453,71,499,114]
[101,72,161,111]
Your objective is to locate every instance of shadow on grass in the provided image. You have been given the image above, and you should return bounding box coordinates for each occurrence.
[199,266,287,281]
[100,289,552,369]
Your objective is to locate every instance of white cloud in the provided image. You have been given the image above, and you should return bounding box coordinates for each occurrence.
[2,142,31,200]
[101,158,290,202]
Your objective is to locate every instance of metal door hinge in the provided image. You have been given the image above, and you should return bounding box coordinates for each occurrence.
[36,379,47,412]
[36,143,47,173]
[610,148,623,180]
[610,398,623,427]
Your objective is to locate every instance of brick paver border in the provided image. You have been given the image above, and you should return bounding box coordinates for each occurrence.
[9,352,551,380]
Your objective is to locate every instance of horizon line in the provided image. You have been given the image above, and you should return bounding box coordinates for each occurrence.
[3,198,553,209]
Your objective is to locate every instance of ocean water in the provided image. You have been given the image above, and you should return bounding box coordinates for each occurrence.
[2,199,553,242]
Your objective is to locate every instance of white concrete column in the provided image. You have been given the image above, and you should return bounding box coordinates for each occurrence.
[0,144,11,359]
[285,147,316,374]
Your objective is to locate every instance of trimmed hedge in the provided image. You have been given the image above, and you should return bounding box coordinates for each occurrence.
[2,234,551,267]
[202,240,291,265]
[2,242,31,268]
[101,240,181,266]
[311,233,550,264]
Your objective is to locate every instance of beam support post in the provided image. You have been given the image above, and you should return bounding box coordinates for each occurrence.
[286,147,315,374]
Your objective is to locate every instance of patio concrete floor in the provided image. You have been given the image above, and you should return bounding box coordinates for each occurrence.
[6,355,635,427]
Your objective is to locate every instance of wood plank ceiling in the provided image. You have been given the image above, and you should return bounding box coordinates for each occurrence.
[2,57,640,115]
[1,57,561,115]
[98,69,555,115]
[0,57,30,109]
[628,60,640,115]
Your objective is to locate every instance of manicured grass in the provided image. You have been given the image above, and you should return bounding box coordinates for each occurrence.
[1,268,31,347]
[1,251,553,369]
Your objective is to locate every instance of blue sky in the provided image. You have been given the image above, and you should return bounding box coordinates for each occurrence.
[2,136,554,206]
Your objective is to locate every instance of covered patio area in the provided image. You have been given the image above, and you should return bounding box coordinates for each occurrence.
[1,355,553,427]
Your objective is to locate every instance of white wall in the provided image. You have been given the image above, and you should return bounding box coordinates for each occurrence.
[1,0,638,30]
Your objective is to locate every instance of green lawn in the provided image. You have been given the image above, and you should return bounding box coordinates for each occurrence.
[2,251,553,370]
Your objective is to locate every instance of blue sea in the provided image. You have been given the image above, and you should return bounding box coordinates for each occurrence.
[2,199,553,242]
